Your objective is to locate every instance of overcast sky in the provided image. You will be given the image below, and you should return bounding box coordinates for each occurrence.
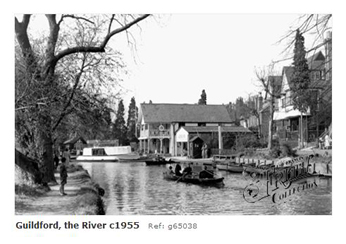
[18,13,328,109]
[110,14,320,106]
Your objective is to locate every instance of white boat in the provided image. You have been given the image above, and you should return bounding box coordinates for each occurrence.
[76,146,140,162]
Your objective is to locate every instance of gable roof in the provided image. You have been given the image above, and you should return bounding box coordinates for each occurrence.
[140,103,233,123]
[282,66,295,89]
[307,51,325,70]
[63,136,87,145]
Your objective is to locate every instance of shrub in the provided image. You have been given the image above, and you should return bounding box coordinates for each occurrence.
[236,134,266,151]
[280,143,296,157]
[269,147,281,158]
[268,140,296,158]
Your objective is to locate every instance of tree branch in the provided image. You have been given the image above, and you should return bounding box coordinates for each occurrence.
[52,56,87,131]
[54,14,150,64]
[58,14,95,26]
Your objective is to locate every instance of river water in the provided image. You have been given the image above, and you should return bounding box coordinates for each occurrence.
[78,161,332,215]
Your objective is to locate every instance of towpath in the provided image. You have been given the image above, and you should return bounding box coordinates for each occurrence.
[15,167,98,215]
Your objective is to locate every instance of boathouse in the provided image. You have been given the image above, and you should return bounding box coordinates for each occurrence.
[137,103,252,157]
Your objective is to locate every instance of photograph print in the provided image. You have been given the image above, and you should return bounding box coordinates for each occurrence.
[15,13,332,215]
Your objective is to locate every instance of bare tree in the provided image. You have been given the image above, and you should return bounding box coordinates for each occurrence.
[15,14,151,183]
[254,66,281,149]
[276,14,332,61]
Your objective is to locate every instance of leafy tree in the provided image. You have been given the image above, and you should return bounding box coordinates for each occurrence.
[198,89,207,105]
[15,14,150,183]
[113,100,128,145]
[127,97,138,142]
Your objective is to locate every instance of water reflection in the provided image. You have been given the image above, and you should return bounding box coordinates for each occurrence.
[77,162,332,215]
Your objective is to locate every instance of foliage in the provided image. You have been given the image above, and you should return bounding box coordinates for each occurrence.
[113,100,128,145]
[235,134,267,151]
[280,143,296,157]
[15,14,150,181]
[268,140,296,158]
[290,29,312,113]
[127,97,138,142]
[198,89,207,105]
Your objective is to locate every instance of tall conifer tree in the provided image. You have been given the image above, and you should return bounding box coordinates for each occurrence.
[127,97,138,142]
[291,29,312,113]
[114,99,128,145]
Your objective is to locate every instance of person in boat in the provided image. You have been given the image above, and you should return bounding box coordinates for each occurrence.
[175,163,182,176]
[182,163,193,177]
[199,166,214,179]
[167,166,174,175]
[59,157,68,196]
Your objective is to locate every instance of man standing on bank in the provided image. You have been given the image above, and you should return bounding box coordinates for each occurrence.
[59,157,68,196]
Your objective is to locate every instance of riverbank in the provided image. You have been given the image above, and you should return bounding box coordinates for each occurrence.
[235,147,332,177]
[15,164,105,215]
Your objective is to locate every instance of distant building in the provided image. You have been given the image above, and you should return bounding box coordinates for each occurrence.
[137,103,252,157]
[62,135,87,156]
[272,32,332,147]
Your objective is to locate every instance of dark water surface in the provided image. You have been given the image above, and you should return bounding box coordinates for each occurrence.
[78,161,332,215]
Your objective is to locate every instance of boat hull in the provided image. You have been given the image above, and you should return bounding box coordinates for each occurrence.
[76,155,119,162]
[163,172,224,185]
[217,163,244,173]
[145,159,171,166]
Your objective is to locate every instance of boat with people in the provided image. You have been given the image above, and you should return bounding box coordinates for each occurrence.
[163,162,224,186]
[76,146,141,162]
[163,172,224,186]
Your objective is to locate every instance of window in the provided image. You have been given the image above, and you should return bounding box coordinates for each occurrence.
[286,94,292,106]
[281,97,286,108]
[92,148,106,156]
[291,119,298,131]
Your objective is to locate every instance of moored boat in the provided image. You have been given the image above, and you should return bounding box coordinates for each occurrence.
[217,161,255,173]
[76,147,119,162]
[145,156,172,165]
[76,146,140,162]
[242,164,275,176]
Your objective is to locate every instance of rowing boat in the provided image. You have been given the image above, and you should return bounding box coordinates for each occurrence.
[163,172,224,186]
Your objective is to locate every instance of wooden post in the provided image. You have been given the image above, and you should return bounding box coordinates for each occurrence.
[218,124,223,154]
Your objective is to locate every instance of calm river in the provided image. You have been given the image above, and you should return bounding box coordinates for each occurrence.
[78,161,332,215]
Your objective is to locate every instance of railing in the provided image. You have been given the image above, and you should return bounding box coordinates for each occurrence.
[149,130,170,136]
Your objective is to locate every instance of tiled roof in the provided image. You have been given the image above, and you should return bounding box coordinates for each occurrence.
[182,126,252,133]
[140,103,233,123]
